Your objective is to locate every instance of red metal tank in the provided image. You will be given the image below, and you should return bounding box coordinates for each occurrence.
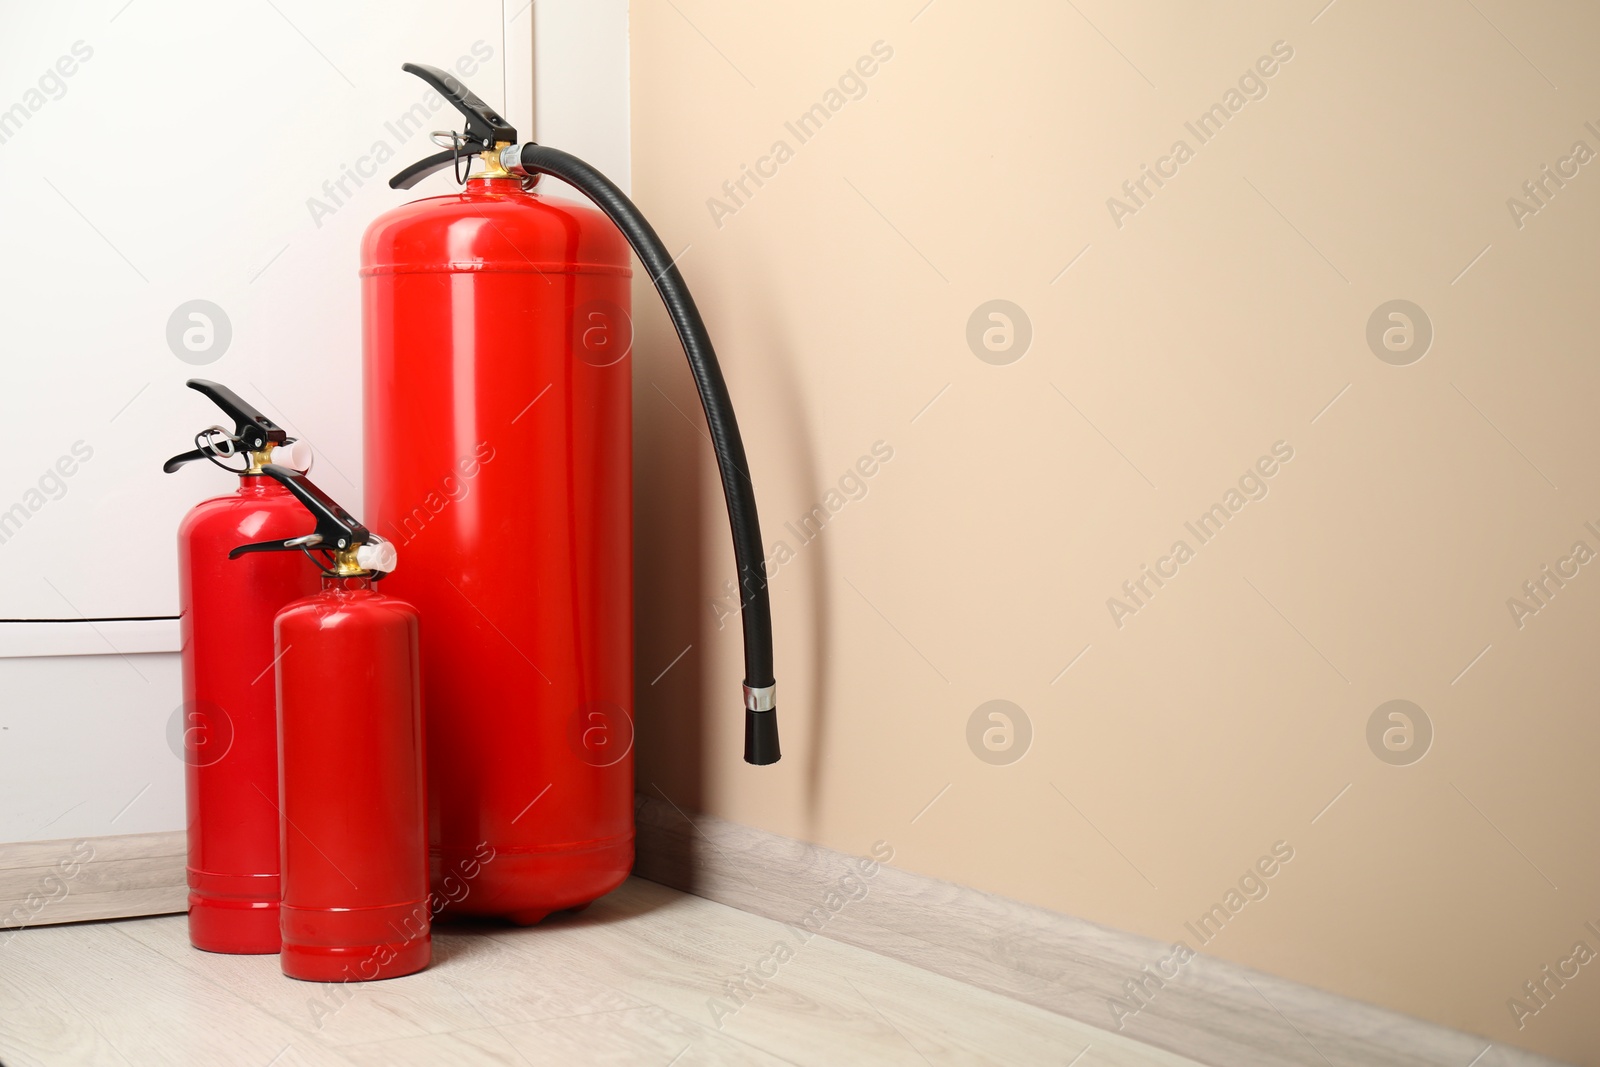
[361,174,634,923]
[170,382,319,954]
[275,573,429,982]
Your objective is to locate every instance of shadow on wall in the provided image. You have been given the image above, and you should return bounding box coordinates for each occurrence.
[632,271,709,837]
[631,255,834,846]
[746,257,831,833]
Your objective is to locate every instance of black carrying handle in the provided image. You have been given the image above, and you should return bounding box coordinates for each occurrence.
[164,379,291,471]
[389,63,517,190]
[390,149,461,191]
[230,533,320,558]
[162,447,213,474]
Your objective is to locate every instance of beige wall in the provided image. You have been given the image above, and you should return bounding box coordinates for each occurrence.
[628,2,1600,1062]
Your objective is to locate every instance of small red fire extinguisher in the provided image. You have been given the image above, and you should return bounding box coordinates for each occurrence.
[229,465,428,982]
[165,380,316,954]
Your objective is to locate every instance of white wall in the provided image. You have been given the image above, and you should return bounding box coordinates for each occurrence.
[0,0,630,844]
[533,0,631,194]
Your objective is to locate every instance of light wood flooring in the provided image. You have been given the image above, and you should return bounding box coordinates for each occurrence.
[0,877,1205,1066]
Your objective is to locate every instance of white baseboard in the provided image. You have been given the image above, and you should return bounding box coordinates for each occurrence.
[629,795,1568,1067]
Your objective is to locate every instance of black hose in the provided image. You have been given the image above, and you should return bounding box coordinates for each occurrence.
[516,144,780,766]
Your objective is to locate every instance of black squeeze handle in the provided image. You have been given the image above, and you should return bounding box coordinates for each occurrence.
[228,464,371,559]
[403,62,516,144]
[163,379,291,472]
[188,380,287,450]
[389,62,517,191]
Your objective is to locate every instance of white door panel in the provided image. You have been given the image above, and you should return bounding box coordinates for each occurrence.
[0,0,630,845]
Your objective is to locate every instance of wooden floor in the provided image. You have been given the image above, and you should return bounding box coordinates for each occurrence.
[0,877,1205,1066]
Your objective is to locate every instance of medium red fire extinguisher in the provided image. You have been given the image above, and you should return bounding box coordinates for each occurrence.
[229,465,428,982]
[165,380,316,954]
[362,64,781,924]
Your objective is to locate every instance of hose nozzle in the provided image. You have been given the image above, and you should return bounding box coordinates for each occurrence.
[743,684,780,765]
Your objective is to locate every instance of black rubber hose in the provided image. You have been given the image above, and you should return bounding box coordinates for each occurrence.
[516,143,780,766]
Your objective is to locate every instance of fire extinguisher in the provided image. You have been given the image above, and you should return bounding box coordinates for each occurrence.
[363,64,781,924]
[229,464,428,982]
[165,380,316,954]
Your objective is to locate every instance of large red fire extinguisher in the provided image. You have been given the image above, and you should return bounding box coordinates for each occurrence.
[229,465,429,981]
[363,64,781,923]
[165,380,316,954]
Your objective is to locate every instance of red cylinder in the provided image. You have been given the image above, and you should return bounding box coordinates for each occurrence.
[177,475,319,953]
[361,175,634,923]
[275,577,429,981]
